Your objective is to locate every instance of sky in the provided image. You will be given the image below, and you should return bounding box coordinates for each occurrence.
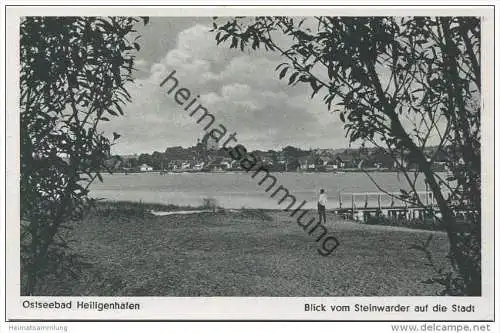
[101,17,352,155]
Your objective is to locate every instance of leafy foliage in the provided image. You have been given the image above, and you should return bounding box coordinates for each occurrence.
[212,16,481,295]
[20,16,148,295]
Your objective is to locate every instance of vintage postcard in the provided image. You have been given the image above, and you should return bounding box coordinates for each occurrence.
[2,3,497,325]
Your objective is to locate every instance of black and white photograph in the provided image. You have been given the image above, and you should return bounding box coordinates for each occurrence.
[4,4,497,324]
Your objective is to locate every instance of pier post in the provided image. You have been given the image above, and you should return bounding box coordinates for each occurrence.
[351,194,355,220]
[339,193,342,209]
[378,194,381,210]
[404,200,408,219]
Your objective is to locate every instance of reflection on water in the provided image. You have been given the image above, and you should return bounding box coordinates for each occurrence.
[89,172,431,209]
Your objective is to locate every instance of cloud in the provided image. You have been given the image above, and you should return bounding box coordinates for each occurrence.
[103,20,350,154]
[134,58,149,68]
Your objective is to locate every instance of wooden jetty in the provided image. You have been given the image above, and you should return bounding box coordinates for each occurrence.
[334,191,441,222]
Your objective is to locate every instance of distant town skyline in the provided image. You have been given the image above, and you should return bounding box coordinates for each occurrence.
[112,139,361,157]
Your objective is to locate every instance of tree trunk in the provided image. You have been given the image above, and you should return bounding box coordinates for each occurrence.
[389,110,480,295]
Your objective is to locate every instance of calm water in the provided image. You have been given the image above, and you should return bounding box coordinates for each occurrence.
[89,171,433,210]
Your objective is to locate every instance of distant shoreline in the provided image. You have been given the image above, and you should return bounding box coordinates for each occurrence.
[101,168,422,175]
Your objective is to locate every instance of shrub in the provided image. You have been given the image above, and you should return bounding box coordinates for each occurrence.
[20,17,148,295]
[202,198,219,212]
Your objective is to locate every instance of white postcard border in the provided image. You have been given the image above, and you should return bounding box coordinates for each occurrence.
[4,4,496,321]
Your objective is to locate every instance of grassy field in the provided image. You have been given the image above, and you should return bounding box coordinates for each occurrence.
[37,201,451,296]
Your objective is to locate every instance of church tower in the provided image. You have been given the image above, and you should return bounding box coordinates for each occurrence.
[199,132,219,162]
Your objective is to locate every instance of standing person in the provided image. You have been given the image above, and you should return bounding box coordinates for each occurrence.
[318,188,327,224]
